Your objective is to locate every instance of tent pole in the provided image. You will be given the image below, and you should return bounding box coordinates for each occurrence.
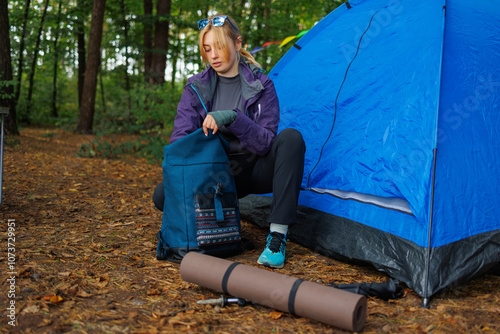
[422,148,438,308]
[422,1,447,308]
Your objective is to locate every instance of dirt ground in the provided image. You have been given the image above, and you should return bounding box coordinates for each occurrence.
[0,127,499,334]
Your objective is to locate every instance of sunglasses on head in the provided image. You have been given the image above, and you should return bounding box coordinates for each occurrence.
[197,16,238,31]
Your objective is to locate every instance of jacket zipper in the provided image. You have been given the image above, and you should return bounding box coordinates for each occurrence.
[190,84,208,114]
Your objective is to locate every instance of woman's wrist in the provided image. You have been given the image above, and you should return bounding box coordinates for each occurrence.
[208,110,237,127]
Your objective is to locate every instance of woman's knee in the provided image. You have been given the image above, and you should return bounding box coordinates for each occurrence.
[277,128,305,152]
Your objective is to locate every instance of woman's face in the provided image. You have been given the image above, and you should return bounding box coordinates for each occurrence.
[203,29,241,77]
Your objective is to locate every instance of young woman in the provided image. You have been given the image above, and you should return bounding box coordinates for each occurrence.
[153,14,305,269]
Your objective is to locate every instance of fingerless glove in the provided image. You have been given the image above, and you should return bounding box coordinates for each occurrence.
[208,110,237,127]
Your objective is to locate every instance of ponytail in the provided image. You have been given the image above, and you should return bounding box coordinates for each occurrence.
[240,49,262,69]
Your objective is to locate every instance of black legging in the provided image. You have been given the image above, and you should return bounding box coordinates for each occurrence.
[153,128,305,226]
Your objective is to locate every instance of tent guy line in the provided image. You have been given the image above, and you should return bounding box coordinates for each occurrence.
[307,9,380,190]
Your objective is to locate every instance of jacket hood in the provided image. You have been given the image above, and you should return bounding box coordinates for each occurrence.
[187,58,265,110]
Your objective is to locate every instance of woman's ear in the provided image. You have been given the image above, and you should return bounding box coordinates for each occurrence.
[235,37,242,52]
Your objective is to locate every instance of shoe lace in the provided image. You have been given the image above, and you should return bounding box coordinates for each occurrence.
[268,232,285,254]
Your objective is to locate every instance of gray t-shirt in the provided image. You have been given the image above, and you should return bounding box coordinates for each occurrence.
[212,75,244,151]
[212,74,243,112]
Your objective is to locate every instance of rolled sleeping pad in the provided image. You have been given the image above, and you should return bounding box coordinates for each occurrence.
[180,252,367,332]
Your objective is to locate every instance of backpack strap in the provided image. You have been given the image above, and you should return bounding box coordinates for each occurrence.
[156,231,181,264]
[213,183,225,223]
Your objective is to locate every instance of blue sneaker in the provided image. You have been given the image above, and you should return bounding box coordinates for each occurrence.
[257,232,287,269]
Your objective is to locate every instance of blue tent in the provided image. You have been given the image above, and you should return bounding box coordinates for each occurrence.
[241,0,500,305]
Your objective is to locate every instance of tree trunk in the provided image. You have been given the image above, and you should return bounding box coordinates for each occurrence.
[170,30,178,89]
[0,0,18,134]
[51,0,63,118]
[170,8,182,89]
[26,0,50,119]
[119,0,131,113]
[76,0,87,107]
[13,0,30,124]
[76,0,106,134]
[99,66,106,114]
[143,0,153,83]
[149,0,171,85]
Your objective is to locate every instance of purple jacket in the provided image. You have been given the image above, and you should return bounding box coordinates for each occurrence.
[170,59,280,156]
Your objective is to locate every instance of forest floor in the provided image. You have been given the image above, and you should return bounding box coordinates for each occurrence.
[0,127,499,334]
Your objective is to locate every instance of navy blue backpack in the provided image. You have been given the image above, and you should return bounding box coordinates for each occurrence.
[156,128,243,260]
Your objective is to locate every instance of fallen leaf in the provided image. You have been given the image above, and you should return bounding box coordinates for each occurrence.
[152,311,164,319]
[130,284,143,290]
[436,304,448,313]
[65,284,79,296]
[425,325,436,332]
[41,295,63,304]
[413,325,427,334]
[269,311,283,320]
[147,288,161,296]
[136,329,159,334]
[38,318,52,327]
[168,316,197,327]
[40,301,50,313]
[90,276,109,288]
[76,287,93,298]
[22,304,40,314]
[477,294,492,299]
[489,306,500,314]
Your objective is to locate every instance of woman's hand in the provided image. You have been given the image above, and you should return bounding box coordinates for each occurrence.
[202,114,219,136]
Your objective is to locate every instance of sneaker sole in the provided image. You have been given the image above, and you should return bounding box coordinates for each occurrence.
[257,259,284,269]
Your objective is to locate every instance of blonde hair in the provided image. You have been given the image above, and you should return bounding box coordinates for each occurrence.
[198,14,261,69]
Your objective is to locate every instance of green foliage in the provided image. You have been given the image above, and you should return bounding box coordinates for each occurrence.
[4,136,20,148]
[7,0,346,131]
[77,131,168,162]
[90,72,182,135]
[0,79,16,100]
[129,83,181,131]
[15,69,78,127]
[134,131,170,162]
[77,138,129,160]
